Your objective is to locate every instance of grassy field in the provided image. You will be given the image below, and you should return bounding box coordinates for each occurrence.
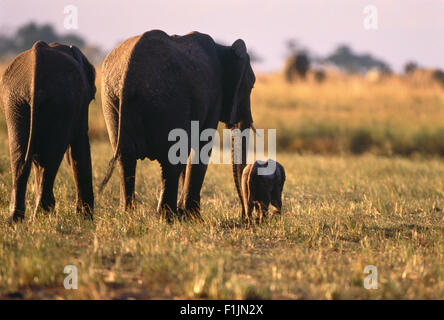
[0,67,443,299]
[253,71,444,156]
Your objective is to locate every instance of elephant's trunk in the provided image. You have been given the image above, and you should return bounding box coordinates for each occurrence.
[231,121,250,216]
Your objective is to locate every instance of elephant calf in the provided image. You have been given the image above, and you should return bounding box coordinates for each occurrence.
[241,159,286,223]
[0,41,96,222]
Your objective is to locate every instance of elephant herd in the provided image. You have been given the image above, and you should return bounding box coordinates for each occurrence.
[0,30,285,224]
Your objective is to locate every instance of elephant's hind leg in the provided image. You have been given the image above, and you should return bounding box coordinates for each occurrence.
[257,202,268,224]
[7,106,32,222]
[118,154,136,211]
[33,157,63,216]
[9,159,32,222]
[69,132,94,218]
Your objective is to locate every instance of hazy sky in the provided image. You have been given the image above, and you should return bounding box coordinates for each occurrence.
[1,0,443,72]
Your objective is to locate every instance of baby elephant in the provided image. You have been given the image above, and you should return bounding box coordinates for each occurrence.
[241,159,286,223]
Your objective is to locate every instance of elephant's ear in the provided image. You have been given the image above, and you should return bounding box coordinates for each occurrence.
[70,45,96,100]
[221,39,253,127]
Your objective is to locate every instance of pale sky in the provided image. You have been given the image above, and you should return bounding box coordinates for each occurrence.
[1,0,443,72]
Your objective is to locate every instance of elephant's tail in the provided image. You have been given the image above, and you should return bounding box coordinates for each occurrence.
[98,151,118,193]
[16,99,37,179]
[98,93,124,193]
[16,69,38,179]
[24,96,36,166]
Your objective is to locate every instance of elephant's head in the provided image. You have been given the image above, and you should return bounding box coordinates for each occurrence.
[219,39,256,214]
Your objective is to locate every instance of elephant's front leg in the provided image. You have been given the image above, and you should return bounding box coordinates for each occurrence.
[242,167,253,224]
[179,159,207,221]
[245,201,254,224]
[157,162,181,222]
[117,153,136,211]
[69,132,94,218]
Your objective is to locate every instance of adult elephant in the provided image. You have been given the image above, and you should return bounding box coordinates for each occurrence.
[99,30,256,221]
[0,41,96,222]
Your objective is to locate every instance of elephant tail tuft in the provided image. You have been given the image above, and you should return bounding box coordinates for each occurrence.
[98,154,118,193]
[98,89,125,193]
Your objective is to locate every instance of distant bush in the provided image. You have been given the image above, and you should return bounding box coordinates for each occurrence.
[0,22,102,60]
[273,125,444,157]
[284,52,311,83]
[314,69,326,83]
[404,61,418,75]
[325,45,391,74]
[432,69,444,86]
[350,129,374,154]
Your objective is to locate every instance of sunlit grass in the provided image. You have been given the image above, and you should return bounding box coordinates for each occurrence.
[0,64,443,299]
[0,140,443,299]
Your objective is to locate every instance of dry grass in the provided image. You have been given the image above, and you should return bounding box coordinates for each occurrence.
[0,64,443,299]
[253,72,444,155]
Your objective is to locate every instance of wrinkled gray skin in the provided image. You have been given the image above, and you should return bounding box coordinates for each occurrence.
[241,159,285,223]
[99,30,256,221]
[0,41,96,222]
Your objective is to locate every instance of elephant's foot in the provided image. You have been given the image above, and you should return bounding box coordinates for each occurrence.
[241,215,252,225]
[9,209,25,223]
[33,198,56,218]
[256,213,269,224]
[36,194,56,212]
[162,210,176,224]
[33,206,55,218]
[178,207,203,222]
[158,204,182,224]
[76,202,93,220]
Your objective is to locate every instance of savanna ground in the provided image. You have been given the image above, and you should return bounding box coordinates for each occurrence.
[0,65,443,299]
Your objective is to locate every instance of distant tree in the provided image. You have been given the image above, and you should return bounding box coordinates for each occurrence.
[0,35,16,57]
[247,49,262,64]
[0,22,91,59]
[285,52,311,83]
[82,45,106,65]
[325,44,390,74]
[60,33,86,48]
[15,22,58,52]
[404,61,418,75]
[284,39,311,82]
[432,69,444,86]
[285,39,311,56]
[286,39,300,54]
[379,64,393,76]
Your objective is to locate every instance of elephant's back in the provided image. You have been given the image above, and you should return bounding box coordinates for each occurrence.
[102,30,220,100]
[120,30,220,95]
[101,34,142,98]
[100,30,223,161]
[0,46,35,109]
